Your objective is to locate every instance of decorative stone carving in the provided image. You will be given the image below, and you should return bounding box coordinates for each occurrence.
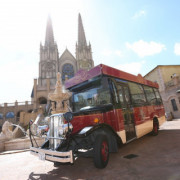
[0,121,20,141]
[51,102,56,112]
[79,59,92,71]
[48,72,71,114]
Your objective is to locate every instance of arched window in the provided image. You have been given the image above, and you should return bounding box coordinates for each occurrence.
[6,112,15,119]
[38,97,47,104]
[62,63,74,81]
[28,109,33,113]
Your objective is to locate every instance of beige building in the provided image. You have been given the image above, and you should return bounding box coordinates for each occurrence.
[144,65,180,119]
[32,14,94,109]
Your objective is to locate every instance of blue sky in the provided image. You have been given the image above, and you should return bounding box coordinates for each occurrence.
[0,0,180,103]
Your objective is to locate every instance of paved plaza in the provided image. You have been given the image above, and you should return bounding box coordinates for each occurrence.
[0,119,180,180]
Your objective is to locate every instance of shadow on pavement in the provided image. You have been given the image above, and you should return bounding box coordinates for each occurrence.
[28,130,180,180]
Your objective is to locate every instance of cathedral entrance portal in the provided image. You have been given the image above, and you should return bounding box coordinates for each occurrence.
[38,97,47,105]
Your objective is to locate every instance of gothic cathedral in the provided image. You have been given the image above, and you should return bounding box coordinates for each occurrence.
[32,14,94,109]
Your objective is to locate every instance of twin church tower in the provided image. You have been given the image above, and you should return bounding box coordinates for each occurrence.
[32,14,94,108]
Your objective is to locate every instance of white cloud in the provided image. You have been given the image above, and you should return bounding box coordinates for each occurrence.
[0,0,84,103]
[126,40,166,58]
[174,43,180,55]
[115,50,123,57]
[0,59,37,103]
[101,50,113,56]
[101,49,123,57]
[117,61,145,75]
[132,10,146,19]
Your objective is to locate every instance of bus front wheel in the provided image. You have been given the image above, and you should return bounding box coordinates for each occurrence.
[93,135,109,169]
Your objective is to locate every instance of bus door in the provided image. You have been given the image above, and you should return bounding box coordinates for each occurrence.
[116,83,136,142]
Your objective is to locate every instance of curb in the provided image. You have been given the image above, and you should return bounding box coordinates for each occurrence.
[0,149,30,155]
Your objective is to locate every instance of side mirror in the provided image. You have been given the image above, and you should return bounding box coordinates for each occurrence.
[63,112,73,122]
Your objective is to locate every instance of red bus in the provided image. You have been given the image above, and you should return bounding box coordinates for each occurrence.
[30,64,165,169]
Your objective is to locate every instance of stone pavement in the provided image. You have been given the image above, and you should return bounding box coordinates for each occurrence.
[160,118,180,130]
[0,119,180,180]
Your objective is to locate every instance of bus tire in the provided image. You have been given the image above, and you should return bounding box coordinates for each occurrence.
[93,134,109,169]
[152,118,159,136]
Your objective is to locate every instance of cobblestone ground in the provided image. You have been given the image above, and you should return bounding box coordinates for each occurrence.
[0,119,180,180]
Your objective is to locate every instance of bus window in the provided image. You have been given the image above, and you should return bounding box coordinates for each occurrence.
[153,88,162,105]
[128,82,146,105]
[111,80,119,104]
[73,85,111,112]
[116,85,124,105]
[124,86,131,105]
[116,84,131,106]
[144,86,156,105]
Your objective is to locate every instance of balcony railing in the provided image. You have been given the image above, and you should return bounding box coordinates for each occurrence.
[0,101,34,107]
[165,76,180,89]
[165,80,174,87]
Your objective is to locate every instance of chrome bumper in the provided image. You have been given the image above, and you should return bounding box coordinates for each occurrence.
[30,147,73,163]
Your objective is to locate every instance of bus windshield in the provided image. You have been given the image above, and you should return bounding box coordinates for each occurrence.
[72,85,111,112]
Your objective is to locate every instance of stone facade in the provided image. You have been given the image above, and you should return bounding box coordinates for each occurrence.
[144,65,180,119]
[32,14,94,109]
[0,101,34,127]
[0,14,94,126]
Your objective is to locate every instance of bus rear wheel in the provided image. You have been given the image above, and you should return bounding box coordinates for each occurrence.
[152,118,159,136]
[93,135,109,169]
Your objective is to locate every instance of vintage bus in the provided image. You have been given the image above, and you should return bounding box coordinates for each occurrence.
[30,64,165,169]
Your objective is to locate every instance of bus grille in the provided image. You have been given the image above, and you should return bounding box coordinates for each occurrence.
[49,114,63,150]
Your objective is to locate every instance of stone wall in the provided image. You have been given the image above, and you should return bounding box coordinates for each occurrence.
[0,101,34,127]
[0,137,45,152]
[19,111,38,127]
[144,66,180,118]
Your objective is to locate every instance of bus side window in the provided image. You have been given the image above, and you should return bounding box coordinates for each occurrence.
[116,85,124,105]
[124,86,131,104]
[108,79,119,104]
[144,86,156,105]
[153,88,162,105]
[128,82,146,106]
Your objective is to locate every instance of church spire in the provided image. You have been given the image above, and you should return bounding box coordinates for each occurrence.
[76,13,94,71]
[78,13,87,47]
[45,15,54,46]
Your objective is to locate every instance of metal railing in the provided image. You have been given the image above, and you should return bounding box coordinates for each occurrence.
[165,76,180,89]
[0,101,34,107]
